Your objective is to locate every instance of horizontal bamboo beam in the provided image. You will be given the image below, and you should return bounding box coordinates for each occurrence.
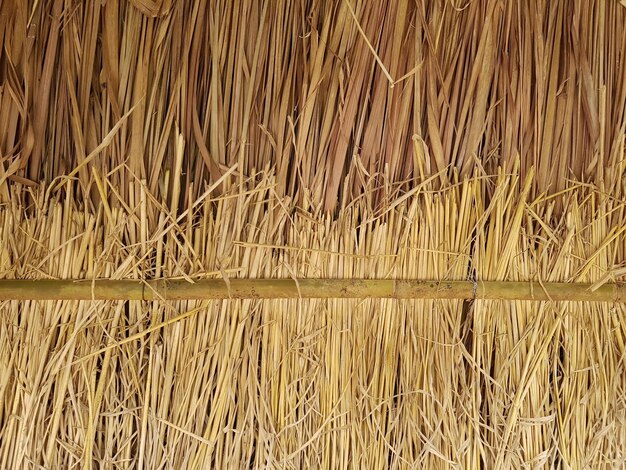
[0,279,624,302]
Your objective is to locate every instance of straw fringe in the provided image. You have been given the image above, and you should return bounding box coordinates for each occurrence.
[1,171,625,468]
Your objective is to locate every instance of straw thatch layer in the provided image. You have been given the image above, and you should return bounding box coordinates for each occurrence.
[1,171,625,468]
[1,0,626,468]
[0,1,625,211]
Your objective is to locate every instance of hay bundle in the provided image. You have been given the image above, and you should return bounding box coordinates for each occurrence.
[0,0,625,468]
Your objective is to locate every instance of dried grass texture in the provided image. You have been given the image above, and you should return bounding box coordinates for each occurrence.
[0,1,625,210]
[1,0,626,468]
[1,172,626,468]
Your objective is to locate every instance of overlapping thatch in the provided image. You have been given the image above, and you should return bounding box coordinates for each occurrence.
[1,0,625,468]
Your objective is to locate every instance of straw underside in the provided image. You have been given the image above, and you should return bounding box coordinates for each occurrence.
[2,171,625,468]
[1,0,625,468]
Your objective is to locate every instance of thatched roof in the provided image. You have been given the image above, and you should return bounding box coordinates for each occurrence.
[0,0,625,467]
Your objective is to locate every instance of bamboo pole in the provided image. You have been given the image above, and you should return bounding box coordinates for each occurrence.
[0,279,623,302]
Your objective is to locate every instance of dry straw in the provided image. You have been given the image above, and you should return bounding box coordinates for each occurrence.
[1,0,626,468]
